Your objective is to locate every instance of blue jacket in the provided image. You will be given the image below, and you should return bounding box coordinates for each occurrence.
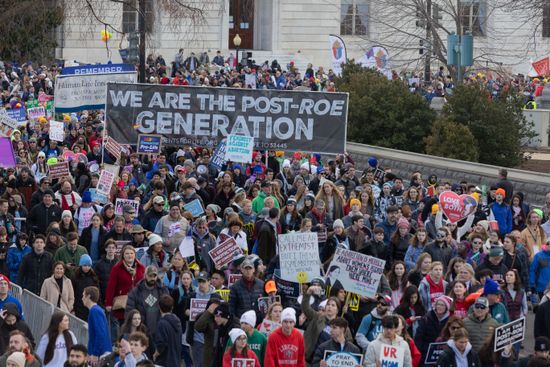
[87,304,112,357]
[375,220,397,245]
[490,202,512,235]
[6,244,31,283]
[0,294,24,320]
[404,244,424,271]
[530,250,550,293]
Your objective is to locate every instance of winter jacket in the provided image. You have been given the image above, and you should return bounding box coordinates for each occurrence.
[476,259,508,284]
[356,307,386,350]
[404,244,424,271]
[0,302,34,353]
[503,248,529,287]
[419,275,448,311]
[229,277,264,318]
[529,249,550,294]
[93,256,117,301]
[154,313,182,367]
[365,334,412,367]
[72,270,99,320]
[27,202,62,235]
[463,314,500,352]
[80,224,107,259]
[375,219,397,245]
[126,279,169,336]
[53,244,88,269]
[139,249,170,277]
[225,329,267,365]
[390,234,412,263]
[195,311,239,367]
[18,250,54,295]
[414,310,449,356]
[256,219,277,264]
[252,191,280,214]
[489,202,512,236]
[6,243,31,283]
[394,302,426,337]
[154,214,189,252]
[193,228,216,272]
[40,275,75,312]
[534,297,550,339]
[436,339,481,367]
[311,338,361,367]
[104,260,145,320]
[223,349,261,367]
[423,241,455,271]
[87,304,112,358]
[141,208,166,233]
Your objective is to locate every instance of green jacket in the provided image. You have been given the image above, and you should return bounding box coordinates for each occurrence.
[226,328,267,365]
[252,191,280,214]
[301,294,353,363]
[463,314,500,352]
[53,244,88,277]
[489,301,510,324]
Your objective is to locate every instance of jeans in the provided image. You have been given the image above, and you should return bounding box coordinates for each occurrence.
[191,342,204,367]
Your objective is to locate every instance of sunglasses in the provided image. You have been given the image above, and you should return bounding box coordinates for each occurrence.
[474,304,487,310]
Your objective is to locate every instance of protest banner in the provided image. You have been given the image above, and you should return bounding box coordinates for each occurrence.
[273,270,300,299]
[323,351,363,367]
[209,138,227,170]
[114,240,131,258]
[209,237,242,269]
[48,161,70,180]
[258,319,280,336]
[5,107,26,123]
[328,34,347,76]
[88,188,109,204]
[231,359,255,367]
[327,248,386,298]
[438,192,477,223]
[0,111,19,129]
[0,138,16,168]
[494,317,525,352]
[55,66,137,112]
[105,83,348,154]
[258,295,281,315]
[137,134,162,155]
[105,136,123,161]
[97,166,117,196]
[380,345,404,367]
[183,199,204,218]
[49,121,65,142]
[225,134,254,163]
[374,168,386,182]
[27,106,45,119]
[115,198,139,216]
[189,298,209,321]
[278,232,320,283]
[228,274,242,288]
[424,342,448,365]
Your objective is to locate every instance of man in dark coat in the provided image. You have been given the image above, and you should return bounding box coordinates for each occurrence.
[154,294,182,367]
[27,189,62,235]
[17,235,53,295]
[228,257,265,318]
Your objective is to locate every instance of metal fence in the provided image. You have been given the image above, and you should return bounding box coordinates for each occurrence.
[10,283,88,346]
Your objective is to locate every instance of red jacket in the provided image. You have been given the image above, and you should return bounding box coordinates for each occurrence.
[408,338,422,367]
[104,260,145,319]
[265,327,304,367]
[223,348,260,367]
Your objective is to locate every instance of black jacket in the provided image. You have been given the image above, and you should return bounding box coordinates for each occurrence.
[414,310,449,356]
[154,313,182,367]
[18,250,53,295]
[228,277,264,318]
[436,345,482,367]
[0,302,34,352]
[27,202,62,235]
[535,299,550,339]
[80,225,107,257]
[93,256,117,303]
[312,339,361,367]
[72,269,100,320]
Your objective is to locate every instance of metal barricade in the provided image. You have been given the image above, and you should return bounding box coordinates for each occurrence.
[9,283,23,301]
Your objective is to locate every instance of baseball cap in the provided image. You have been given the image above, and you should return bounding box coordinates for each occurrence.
[240,257,255,269]
[145,265,159,276]
[123,204,135,214]
[474,296,489,309]
[153,196,165,205]
[377,295,392,306]
[197,271,210,282]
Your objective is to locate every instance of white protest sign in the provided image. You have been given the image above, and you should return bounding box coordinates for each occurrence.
[96,164,119,195]
[114,198,139,216]
[189,298,208,321]
[380,345,404,367]
[327,248,385,298]
[257,319,281,336]
[494,317,525,352]
[178,236,195,258]
[324,351,363,367]
[278,232,320,283]
[231,359,255,367]
[49,120,65,142]
[0,110,19,129]
[209,237,242,269]
[224,134,254,163]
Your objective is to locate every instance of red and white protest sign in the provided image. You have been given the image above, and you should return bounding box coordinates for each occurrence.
[105,136,123,161]
[48,161,70,180]
[379,345,404,367]
[208,238,242,269]
[189,298,208,321]
[438,192,477,223]
[533,57,550,76]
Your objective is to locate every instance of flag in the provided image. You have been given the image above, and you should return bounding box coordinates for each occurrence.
[329,34,347,76]
[532,57,550,76]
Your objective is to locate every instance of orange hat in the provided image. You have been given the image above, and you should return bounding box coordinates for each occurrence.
[431,204,439,215]
[495,188,506,197]
[350,198,361,207]
[265,280,277,294]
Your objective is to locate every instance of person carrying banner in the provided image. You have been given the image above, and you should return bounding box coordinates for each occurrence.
[311,317,361,367]
[223,328,261,367]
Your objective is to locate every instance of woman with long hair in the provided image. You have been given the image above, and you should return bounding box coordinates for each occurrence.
[503,234,529,287]
[404,228,429,271]
[394,285,426,337]
[300,193,315,217]
[171,270,195,367]
[502,269,527,322]
[163,250,188,290]
[271,181,286,209]
[436,315,465,342]
[390,218,412,263]
[511,194,527,231]
[403,186,422,213]
[257,302,282,337]
[316,180,345,220]
[31,151,49,184]
[359,186,376,220]
[222,328,261,367]
[59,210,78,238]
[445,257,466,284]
[40,262,75,313]
[80,213,107,263]
[395,314,422,367]
[102,203,116,232]
[36,312,77,367]
[448,281,469,319]
[520,210,547,260]
[280,196,303,234]
[388,260,408,310]
[408,253,432,288]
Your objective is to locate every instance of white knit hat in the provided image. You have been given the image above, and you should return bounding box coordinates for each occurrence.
[229,328,247,344]
[62,210,72,219]
[148,233,163,246]
[7,352,26,367]
[240,310,256,327]
[281,307,296,322]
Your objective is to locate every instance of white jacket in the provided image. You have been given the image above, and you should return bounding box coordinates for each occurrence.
[364,334,412,367]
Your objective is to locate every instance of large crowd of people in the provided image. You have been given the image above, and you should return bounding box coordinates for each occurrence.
[0,53,549,367]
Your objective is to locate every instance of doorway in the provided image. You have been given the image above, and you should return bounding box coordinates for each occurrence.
[229,0,254,49]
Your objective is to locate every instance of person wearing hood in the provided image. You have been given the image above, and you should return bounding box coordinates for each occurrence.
[414,295,452,357]
[365,315,412,367]
[6,233,31,283]
[0,302,34,353]
[356,295,391,351]
[436,327,481,367]
[153,294,182,367]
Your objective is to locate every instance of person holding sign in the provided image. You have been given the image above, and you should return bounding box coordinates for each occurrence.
[436,328,481,367]
[311,317,361,367]
[223,328,261,367]
[364,315,412,367]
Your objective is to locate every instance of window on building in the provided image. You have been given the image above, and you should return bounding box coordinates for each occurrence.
[459,0,486,37]
[340,0,368,36]
[122,0,154,34]
[543,3,550,38]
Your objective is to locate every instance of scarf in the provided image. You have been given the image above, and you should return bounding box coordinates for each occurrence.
[60,192,76,211]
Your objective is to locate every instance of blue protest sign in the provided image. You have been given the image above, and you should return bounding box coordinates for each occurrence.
[183,199,205,218]
[209,138,227,170]
[5,108,27,122]
[137,134,162,154]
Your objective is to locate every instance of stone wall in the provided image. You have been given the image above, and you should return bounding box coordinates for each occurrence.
[346,142,550,206]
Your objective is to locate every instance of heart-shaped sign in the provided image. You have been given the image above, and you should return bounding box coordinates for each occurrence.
[438,192,477,223]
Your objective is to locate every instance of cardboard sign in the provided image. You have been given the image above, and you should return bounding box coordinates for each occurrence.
[183,199,205,218]
[96,164,119,196]
[231,359,255,367]
[115,198,139,216]
[373,168,385,182]
[88,188,109,204]
[224,134,254,163]
[257,319,281,336]
[0,110,19,129]
[48,161,70,180]
[209,237,242,269]
[425,342,448,365]
[49,120,65,142]
[274,270,300,298]
[324,351,363,367]
[28,106,45,119]
[105,136,123,161]
[137,134,162,155]
[494,317,525,352]
[279,232,320,283]
[380,345,404,367]
[210,138,227,170]
[258,295,281,315]
[5,107,26,123]
[189,298,208,321]
[228,273,242,288]
[327,248,385,298]
[438,192,477,223]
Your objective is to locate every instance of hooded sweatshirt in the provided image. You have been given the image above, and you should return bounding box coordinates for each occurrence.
[447,339,472,367]
[356,308,385,350]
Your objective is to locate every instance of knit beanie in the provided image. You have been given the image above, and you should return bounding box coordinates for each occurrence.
[483,278,500,295]
[397,217,410,229]
[431,204,439,215]
[229,328,247,344]
[6,352,25,367]
[281,307,296,323]
[240,310,256,327]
